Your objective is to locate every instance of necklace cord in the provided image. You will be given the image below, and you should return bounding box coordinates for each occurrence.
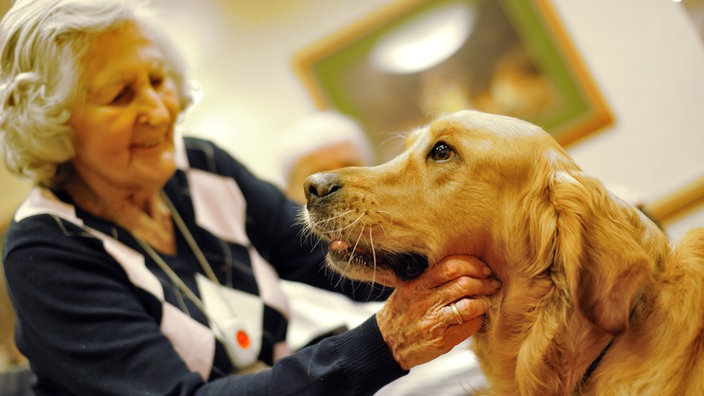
[132,191,258,369]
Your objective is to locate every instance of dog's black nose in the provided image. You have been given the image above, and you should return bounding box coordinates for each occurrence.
[304,172,342,202]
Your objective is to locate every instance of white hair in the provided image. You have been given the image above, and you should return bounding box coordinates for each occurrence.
[0,0,193,187]
[278,110,375,184]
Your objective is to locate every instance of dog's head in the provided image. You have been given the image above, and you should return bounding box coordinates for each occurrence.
[302,110,525,285]
[303,110,665,336]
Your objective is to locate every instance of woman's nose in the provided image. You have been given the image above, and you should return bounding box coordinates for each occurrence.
[139,89,170,126]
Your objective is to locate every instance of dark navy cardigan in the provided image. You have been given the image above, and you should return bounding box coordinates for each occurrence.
[2,136,402,395]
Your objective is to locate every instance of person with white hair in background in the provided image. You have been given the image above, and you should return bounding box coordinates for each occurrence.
[279,110,375,204]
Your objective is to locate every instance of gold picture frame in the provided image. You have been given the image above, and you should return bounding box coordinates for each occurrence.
[293,0,614,162]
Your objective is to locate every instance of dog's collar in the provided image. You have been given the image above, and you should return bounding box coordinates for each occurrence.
[576,338,614,392]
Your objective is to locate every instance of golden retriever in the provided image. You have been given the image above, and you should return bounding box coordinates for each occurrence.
[302,110,704,395]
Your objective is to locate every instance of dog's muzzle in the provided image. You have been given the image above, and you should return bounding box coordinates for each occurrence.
[304,172,429,280]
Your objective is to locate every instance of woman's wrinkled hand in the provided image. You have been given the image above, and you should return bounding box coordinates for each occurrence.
[376,255,500,370]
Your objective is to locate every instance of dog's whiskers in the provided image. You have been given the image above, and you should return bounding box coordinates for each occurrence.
[347,226,366,268]
[376,223,387,238]
[332,226,367,289]
[323,212,365,235]
[378,131,408,149]
[310,209,356,228]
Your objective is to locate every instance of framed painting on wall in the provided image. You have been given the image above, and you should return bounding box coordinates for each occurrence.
[293,0,613,162]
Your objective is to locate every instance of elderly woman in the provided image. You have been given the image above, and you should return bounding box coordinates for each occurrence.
[0,0,498,395]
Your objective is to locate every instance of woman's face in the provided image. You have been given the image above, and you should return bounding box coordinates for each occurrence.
[68,22,181,193]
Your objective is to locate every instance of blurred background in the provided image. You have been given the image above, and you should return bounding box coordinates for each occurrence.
[1,0,703,239]
[1,0,704,392]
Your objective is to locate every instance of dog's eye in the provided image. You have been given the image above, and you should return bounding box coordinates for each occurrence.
[429,142,456,162]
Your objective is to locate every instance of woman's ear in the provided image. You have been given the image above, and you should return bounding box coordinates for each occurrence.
[549,170,656,336]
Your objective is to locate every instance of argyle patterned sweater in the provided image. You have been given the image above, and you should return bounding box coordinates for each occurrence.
[2,136,403,396]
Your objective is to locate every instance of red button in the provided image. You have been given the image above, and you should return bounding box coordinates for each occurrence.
[236,330,250,349]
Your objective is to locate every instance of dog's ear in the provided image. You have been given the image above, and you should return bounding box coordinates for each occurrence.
[549,169,656,336]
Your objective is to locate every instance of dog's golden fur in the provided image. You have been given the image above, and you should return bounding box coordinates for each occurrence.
[303,110,704,395]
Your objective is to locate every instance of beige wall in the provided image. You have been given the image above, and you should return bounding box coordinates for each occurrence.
[0,167,30,227]
[1,0,702,240]
[157,0,704,241]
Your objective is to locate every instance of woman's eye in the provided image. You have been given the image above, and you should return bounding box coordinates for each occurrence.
[428,142,455,162]
[150,75,164,88]
[110,87,132,105]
